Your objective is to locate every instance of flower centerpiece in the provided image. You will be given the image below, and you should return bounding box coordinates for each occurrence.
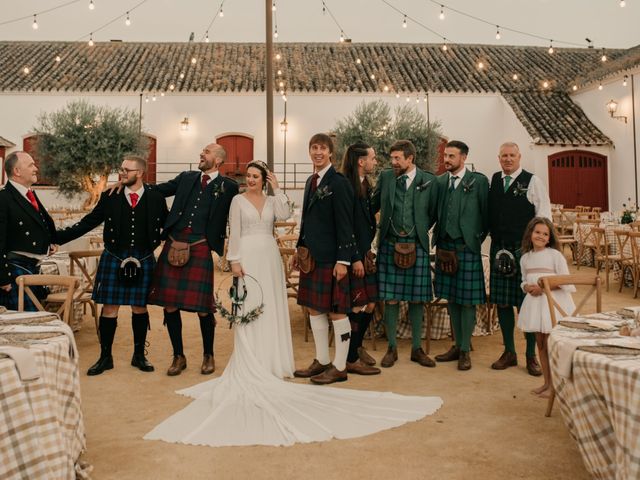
[621,197,638,224]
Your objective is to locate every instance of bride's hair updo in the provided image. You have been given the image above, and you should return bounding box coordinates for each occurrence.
[246,160,269,189]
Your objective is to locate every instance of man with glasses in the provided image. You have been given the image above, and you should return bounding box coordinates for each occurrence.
[57,155,167,376]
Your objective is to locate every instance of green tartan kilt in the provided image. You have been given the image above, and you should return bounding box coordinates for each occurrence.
[434,239,485,305]
[489,241,525,307]
[377,238,432,302]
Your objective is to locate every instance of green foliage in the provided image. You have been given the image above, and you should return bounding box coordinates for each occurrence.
[333,100,442,172]
[34,100,146,205]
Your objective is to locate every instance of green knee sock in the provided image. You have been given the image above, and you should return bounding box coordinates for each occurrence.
[525,332,537,357]
[383,302,399,348]
[447,303,462,347]
[497,306,516,354]
[460,305,476,353]
[408,303,424,350]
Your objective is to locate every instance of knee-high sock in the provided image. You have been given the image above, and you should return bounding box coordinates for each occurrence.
[447,303,462,347]
[460,305,476,353]
[199,313,215,356]
[164,310,183,356]
[383,302,399,348]
[497,306,516,354]
[332,317,351,371]
[131,311,149,355]
[310,314,330,364]
[98,316,117,357]
[525,332,537,357]
[347,311,372,363]
[408,303,424,350]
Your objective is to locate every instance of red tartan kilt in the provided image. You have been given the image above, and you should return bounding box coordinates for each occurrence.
[298,263,350,314]
[147,240,215,313]
[349,270,378,307]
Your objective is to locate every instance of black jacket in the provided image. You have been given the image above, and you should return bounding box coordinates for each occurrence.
[351,181,377,263]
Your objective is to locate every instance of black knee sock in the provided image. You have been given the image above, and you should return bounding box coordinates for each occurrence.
[164,310,183,356]
[346,311,373,363]
[199,313,215,356]
[98,316,117,358]
[131,311,149,355]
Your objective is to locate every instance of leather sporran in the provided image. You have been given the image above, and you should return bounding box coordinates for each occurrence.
[494,249,517,278]
[167,237,206,267]
[364,250,377,275]
[436,248,458,275]
[296,246,315,274]
[393,242,416,269]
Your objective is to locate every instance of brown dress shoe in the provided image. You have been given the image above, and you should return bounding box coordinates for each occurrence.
[294,359,330,378]
[167,355,187,376]
[411,348,436,367]
[201,354,215,375]
[358,346,377,366]
[458,350,472,371]
[380,346,398,368]
[310,364,348,385]
[435,345,460,362]
[491,351,518,370]
[346,359,381,375]
[526,356,543,376]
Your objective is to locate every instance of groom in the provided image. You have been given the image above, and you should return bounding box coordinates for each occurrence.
[294,133,356,385]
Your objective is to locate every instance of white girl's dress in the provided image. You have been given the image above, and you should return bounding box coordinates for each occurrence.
[144,192,442,447]
[517,248,576,334]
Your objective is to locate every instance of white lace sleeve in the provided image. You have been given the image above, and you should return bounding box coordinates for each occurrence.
[272,189,292,221]
[226,196,242,263]
[520,253,528,292]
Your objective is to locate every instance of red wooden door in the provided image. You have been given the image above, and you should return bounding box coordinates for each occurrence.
[23,134,53,186]
[548,150,608,210]
[217,135,254,181]
[143,135,157,183]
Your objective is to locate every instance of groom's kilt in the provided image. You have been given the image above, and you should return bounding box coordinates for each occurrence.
[298,262,350,313]
[148,236,215,313]
[434,238,486,305]
[377,239,432,302]
[489,241,525,307]
[350,269,378,307]
[92,249,155,307]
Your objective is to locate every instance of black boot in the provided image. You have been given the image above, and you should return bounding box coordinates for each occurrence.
[88,316,117,376]
[131,311,154,372]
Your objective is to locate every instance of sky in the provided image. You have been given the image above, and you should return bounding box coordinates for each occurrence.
[1,0,638,50]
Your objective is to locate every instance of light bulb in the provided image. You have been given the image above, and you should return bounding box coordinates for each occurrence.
[277,69,282,75]
[572,85,578,91]
[279,81,284,87]
[356,58,361,64]
[169,83,175,90]
[623,76,628,87]
[548,42,554,54]
[416,97,420,103]
[191,57,197,64]
[442,43,448,52]
[620,0,626,6]
[601,53,607,62]
[219,8,224,17]
[402,16,407,28]
[32,15,38,30]
[145,95,149,103]
[125,12,131,26]
[160,92,165,97]
[405,96,410,102]
[395,93,400,98]
[477,61,484,70]
[439,6,445,20]
[152,94,157,102]
[22,66,30,74]
[274,30,278,39]
[88,35,94,47]
[512,73,519,80]
[495,27,501,40]
[275,53,281,60]
[542,81,549,89]
[339,32,345,42]
[383,85,389,92]
[598,83,603,90]
[272,2,276,11]
[205,33,210,42]
[282,94,287,101]
[55,55,61,62]
[89,0,95,10]
[179,72,185,79]
[279,89,284,95]
[370,74,375,80]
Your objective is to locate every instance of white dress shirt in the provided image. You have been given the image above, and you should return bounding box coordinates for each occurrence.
[502,168,552,220]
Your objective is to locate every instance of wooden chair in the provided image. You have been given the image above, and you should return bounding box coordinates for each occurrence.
[592,227,620,291]
[16,274,79,325]
[557,209,577,236]
[279,246,311,341]
[539,274,602,417]
[574,219,599,269]
[628,232,640,298]
[276,234,298,249]
[274,221,297,235]
[614,230,636,293]
[629,221,640,232]
[89,236,105,249]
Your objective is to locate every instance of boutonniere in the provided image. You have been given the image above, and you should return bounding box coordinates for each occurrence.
[512,182,528,197]
[314,186,333,200]
[416,180,433,192]
[462,178,476,193]
[211,181,225,199]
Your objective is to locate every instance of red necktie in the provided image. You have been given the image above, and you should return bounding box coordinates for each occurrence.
[310,173,319,194]
[129,192,139,208]
[201,174,211,191]
[26,189,39,212]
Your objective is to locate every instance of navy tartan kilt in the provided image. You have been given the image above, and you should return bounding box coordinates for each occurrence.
[0,259,43,311]
[92,249,155,307]
[298,262,351,314]
[349,268,378,307]
[489,241,525,307]
[377,239,432,302]
[434,239,486,305]
[148,234,215,313]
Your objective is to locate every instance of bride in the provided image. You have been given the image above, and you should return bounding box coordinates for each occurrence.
[145,161,442,447]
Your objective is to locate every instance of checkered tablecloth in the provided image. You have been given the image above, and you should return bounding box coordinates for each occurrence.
[0,315,88,480]
[549,325,640,480]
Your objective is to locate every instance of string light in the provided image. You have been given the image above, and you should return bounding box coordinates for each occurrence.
[32,14,38,30]
[144,94,149,103]
[416,96,420,103]
[152,93,157,101]
[402,15,407,28]
[179,72,185,79]
[339,31,345,42]
[191,57,197,64]
[274,27,278,39]
[439,5,445,20]
[275,53,281,60]
[548,41,554,54]
[370,73,376,80]
[620,0,626,6]
[55,55,61,62]
[441,41,448,51]
[356,58,361,64]
[395,93,400,98]
[160,92,165,97]
[205,32,210,42]
[88,33,94,47]
[22,66,30,75]
[219,7,224,17]
[495,26,501,40]
[272,1,276,11]
[383,85,389,92]
[89,0,95,10]
[542,80,549,89]
[169,83,175,91]
[601,49,607,62]
[512,73,518,80]
[572,84,578,91]
[278,81,284,88]
[277,69,282,75]
[282,93,287,102]
[405,96,410,102]
[125,12,131,26]
[623,75,628,87]
[598,83,603,90]
[477,61,485,70]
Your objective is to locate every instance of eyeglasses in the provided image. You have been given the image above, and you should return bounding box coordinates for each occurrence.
[118,168,141,174]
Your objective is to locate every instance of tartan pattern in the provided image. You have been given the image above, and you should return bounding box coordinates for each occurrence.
[298,262,351,313]
[349,270,378,307]
[0,261,43,311]
[148,235,215,312]
[0,321,86,479]
[92,249,155,306]
[489,241,525,307]
[434,239,486,305]
[549,326,640,480]
[377,239,432,302]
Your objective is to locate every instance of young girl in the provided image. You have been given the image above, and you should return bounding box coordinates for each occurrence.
[517,217,575,398]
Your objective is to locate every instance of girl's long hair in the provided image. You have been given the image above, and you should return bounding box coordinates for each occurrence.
[340,142,370,199]
[521,216,561,253]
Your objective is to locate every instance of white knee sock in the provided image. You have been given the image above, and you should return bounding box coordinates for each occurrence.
[332,317,351,371]
[310,314,330,365]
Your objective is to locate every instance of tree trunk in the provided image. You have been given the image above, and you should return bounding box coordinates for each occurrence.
[81,175,108,209]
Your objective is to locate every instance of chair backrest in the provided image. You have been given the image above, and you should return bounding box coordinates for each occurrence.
[629,221,640,232]
[88,236,105,249]
[539,274,602,327]
[591,227,609,259]
[69,249,103,295]
[629,232,640,263]
[276,234,298,249]
[279,247,299,297]
[16,274,79,324]
[575,219,599,244]
[614,230,633,260]
[576,211,600,221]
[558,209,577,235]
[274,221,297,235]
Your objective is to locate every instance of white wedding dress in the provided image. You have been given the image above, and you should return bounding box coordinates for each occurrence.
[144,191,442,447]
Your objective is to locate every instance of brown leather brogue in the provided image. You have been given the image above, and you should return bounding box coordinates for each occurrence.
[346,359,381,375]
[411,348,436,367]
[357,346,377,366]
[380,346,398,368]
[435,345,460,362]
[293,359,330,378]
[526,356,543,376]
[458,350,472,371]
[201,354,215,375]
[310,364,348,385]
[491,351,518,370]
[166,354,187,376]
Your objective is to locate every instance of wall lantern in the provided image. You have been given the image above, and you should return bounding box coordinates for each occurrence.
[180,116,190,131]
[606,99,627,123]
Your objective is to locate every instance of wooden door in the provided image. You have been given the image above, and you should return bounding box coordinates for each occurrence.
[217,134,254,181]
[548,150,608,210]
[143,135,157,183]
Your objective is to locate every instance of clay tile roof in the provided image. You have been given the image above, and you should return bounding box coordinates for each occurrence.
[0,41,619,145]
[571,44,640,88]
[0,136,15,148]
